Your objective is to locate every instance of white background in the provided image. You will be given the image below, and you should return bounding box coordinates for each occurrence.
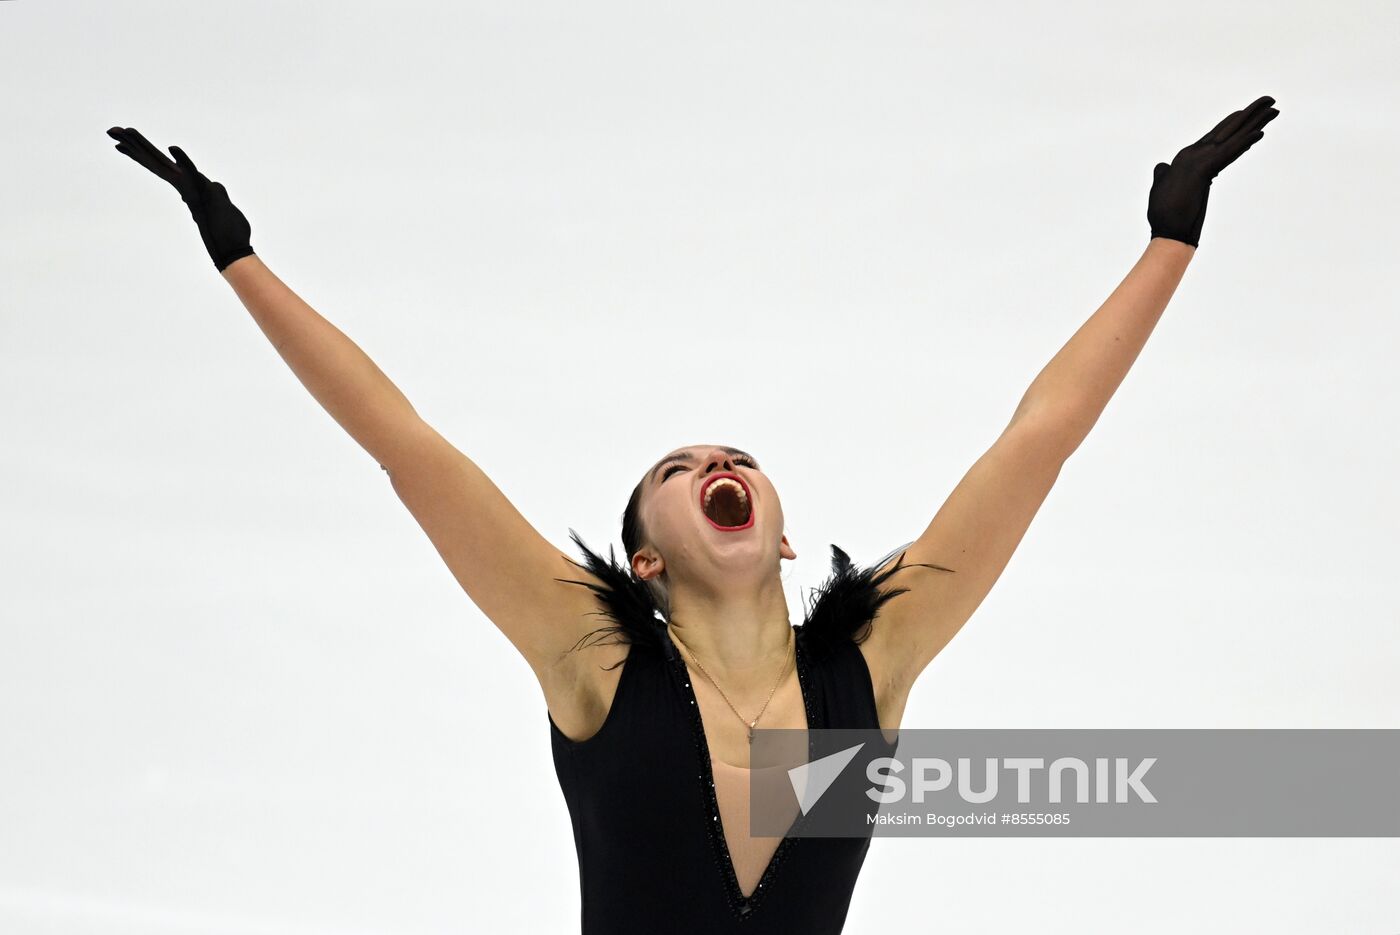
[3,1,1397,932]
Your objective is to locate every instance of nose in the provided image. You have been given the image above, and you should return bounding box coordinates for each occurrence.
[701,448,738,476]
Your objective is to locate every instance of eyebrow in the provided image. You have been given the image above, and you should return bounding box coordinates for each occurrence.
[648,447,757,486]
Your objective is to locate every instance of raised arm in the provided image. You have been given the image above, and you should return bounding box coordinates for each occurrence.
[861,96,1280,712]
[106,127,606,688]
[218,254,425,469]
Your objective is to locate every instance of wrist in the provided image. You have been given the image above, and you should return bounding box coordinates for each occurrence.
[216,246,257,274]
[1147,235,1197,259]
[219,251,262,280]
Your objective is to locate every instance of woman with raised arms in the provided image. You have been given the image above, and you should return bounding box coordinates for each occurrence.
[105,93,1279,933]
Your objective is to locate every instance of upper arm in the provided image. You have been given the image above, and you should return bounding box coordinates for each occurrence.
[864,417,1068,692]
[381,421,608,681]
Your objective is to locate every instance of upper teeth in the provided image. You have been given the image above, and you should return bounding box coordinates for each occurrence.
[704,478,748,505]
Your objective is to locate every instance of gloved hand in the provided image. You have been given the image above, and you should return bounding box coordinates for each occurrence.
[106,126,256,272]
[1147,95,1279,248]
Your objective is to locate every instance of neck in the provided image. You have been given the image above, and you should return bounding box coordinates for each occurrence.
[665,575,793,686]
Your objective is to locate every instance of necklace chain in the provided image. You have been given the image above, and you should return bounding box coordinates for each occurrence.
[668,623,795,744]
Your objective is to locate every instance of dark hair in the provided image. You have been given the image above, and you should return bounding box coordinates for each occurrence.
[620,478,646,572]
[620,476,672,620]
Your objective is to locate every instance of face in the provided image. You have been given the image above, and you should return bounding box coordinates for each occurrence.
[631,444,796,586]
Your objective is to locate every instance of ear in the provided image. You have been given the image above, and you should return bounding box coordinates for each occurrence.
[779,532,796,561]
[632,548,665,581]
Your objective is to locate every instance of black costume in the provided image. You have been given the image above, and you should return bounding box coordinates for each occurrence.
[549,536,936,933]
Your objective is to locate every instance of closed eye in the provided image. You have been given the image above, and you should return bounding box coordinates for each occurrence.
[661,454,758,481]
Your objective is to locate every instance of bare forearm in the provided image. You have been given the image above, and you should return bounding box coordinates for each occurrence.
[1012,238,1195,456]
[220,254,424,468]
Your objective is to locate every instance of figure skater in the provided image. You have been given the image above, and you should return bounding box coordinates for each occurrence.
[105,93,1279,933]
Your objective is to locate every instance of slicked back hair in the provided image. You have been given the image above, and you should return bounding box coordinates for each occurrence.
[622,477,671,621]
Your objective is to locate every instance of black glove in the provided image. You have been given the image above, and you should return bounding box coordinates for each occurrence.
[107,127,256,272]
[1147,95,1279,248]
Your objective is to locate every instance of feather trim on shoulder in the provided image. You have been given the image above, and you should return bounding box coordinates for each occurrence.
[553,529,668,666]
[797,541,955,661]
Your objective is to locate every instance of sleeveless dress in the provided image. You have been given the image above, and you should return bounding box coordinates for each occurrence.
[548,535,937,934]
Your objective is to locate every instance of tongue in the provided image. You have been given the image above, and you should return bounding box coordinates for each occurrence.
[704,485,751,527]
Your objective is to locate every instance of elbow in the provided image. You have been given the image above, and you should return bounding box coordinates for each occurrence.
[1006,406,1089,466]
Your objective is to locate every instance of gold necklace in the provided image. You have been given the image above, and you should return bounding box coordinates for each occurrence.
[668,623,795,744]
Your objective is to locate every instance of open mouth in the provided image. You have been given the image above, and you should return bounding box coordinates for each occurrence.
[700,475,754,531]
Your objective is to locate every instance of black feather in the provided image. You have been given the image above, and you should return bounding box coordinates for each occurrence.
[554,530,955,668]
[797,541,955,661]
[554,529,668,667]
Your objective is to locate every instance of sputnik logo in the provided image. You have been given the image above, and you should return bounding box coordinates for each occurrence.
[787,743,866,815]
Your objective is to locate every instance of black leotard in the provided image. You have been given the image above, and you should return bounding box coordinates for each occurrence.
[549,537,934,933]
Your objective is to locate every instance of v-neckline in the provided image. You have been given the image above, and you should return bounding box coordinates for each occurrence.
[663,624,817,919]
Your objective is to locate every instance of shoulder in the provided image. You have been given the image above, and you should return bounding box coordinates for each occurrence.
[797,542,922,656]
[543,532,671,742]
[799,542,927,729]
